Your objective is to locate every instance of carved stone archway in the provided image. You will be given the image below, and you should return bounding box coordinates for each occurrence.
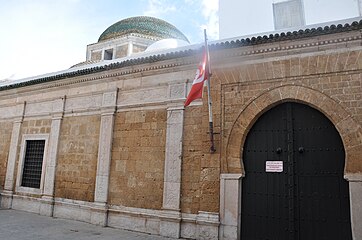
[223,84,362,176]
[220,84,362,240]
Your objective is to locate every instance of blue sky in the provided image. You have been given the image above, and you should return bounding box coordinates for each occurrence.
[0,0,218,80]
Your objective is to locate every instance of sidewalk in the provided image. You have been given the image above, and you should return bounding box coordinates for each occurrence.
[0,209,179,240]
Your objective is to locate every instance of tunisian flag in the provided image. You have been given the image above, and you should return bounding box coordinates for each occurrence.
[184,50,208,107]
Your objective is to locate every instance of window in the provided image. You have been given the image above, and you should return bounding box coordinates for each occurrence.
[104,48,113,60]
[21,140,45,188]
[16,134,48,194]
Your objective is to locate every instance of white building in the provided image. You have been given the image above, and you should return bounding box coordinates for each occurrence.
[219,0,361,39]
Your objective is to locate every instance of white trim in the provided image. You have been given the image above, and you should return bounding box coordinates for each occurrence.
[220,174,242,240]
[15,134,49,195]
[162,107,184,210]
[349,181,362,240]
[94,91,117,206]
[345,173,362,182]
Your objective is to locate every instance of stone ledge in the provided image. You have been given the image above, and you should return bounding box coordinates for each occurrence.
[345,173,362,182]
[220,173,243,180]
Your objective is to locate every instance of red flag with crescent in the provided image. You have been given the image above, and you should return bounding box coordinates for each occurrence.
[184,50,208,107]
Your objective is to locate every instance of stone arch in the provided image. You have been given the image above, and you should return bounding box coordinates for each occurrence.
[224,84,362,176]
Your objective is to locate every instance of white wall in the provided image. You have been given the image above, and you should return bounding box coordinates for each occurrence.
[219,0,360,39]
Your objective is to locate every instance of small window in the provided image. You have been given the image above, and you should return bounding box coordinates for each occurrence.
[104,49,113,60]
[21,140,46,188]
[16,134,48,195]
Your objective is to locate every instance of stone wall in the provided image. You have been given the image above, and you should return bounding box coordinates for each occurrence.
[116,45,128,58]
[181,82,223,214]
[91,51,102,61]
[181,107,202,214]
[215,49,362,174]
[182,105,223,214]
[55,115,100,202]
[180,47,362,214]
[213,44,362,240]
[21,119,51,135]
[109,110,166,210]
[12,119,52,193]
[0,122,13,189]
[133,44,147,54]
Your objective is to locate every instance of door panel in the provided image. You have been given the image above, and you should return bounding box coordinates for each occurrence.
[242,104,290,240]
[241,102,352,240]
[292,104,352,240]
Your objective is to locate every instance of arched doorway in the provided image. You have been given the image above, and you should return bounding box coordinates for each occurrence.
[241,102,352,240]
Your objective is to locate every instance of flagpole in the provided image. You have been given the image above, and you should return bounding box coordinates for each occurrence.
[204,29,216,153]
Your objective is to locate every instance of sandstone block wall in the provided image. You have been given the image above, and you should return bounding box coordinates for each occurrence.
[182,105,221,214]
[179,46,362,214]
[55,115,100,202]
[109,110,166,210]
[181,107,203,214]
[21,119,52,135]
[0,122,13,189]
[12,119,52,193]
[214,49,362,174]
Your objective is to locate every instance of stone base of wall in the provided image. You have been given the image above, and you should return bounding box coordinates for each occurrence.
[2,193,219,239]
[181,212,220,240]
[0,193,54,217]
[108,206,163,235]
[0,190,13,209]
[108,206,219,240]
[53,198,98,224]
[12,194,45,214]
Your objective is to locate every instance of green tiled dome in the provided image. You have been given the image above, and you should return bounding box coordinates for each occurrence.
[98,16,189,43]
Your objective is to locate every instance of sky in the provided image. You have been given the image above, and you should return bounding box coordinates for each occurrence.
[0,0,359,81]
[0,0,218,80]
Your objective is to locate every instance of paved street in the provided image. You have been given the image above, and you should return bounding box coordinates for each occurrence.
[0,209,179,240]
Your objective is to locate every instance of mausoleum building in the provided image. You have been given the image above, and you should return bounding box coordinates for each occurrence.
[0,16,361,240]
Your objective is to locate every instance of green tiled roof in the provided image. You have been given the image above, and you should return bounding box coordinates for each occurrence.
[98,16,189,43]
